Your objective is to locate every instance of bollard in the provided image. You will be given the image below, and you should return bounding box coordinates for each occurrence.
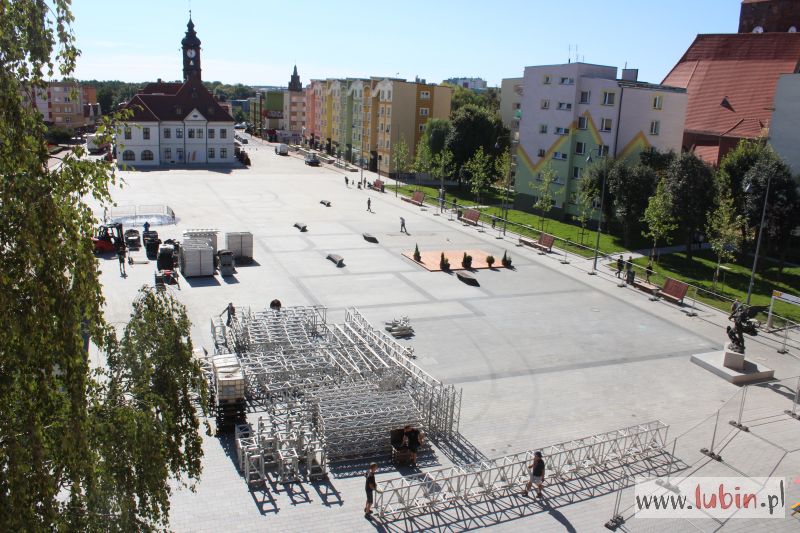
[686,288,698,317]
[785,377,800,420]
[778,323,790,354]
[560,250,569,264]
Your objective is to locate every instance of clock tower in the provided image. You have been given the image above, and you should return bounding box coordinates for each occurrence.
[181,16,202,82]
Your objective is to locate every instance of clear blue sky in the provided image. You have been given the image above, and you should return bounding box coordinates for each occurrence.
[72,0,741,86]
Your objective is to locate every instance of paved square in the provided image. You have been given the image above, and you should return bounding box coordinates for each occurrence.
[91,137,800,532]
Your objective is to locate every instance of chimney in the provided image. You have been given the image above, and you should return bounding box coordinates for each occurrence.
[621,69,638,82]
[157,78,162,83]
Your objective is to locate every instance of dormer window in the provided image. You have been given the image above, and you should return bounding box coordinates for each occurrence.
[175,106,182,115]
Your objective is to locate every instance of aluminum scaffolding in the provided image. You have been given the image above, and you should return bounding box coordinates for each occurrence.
[374,420,669,517]
[208,305,462,485]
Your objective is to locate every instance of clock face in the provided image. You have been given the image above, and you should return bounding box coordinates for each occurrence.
[186,49,196,58]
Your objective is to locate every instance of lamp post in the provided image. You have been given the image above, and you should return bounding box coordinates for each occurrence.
[586,146,607,275]
[745,175,772,306]
[494,137,513,236]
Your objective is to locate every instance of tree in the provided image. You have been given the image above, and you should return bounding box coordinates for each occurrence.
[639,147,676,176]
[532,164,557,231]
[233,108,246,124]
[742,155,800,274]
[393,137,411,191]
[464,146,493,204]
[1,3,207,529]
[717,139,769,224]
[573,189,596,246]
[608,163,657,247]
[663,152,716,259]
[445,83,481,113]
[430,148,454,184]
[91,288,209,530]
[423,118,452,155]
[413,136,433,175]
[445,104,508,173]
[495,148,511,188]
[642,178,677,261]
[706,182,745,292]
[580,156,615,224]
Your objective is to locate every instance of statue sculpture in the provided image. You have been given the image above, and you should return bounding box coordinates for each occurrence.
[726,304,763,354]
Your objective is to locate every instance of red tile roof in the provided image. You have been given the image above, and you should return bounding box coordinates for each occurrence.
[123,78,234,123]
[662,33,800,138]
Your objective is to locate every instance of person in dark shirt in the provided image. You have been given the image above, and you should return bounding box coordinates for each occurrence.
[523,451,545,498]
[404,425,424,467]
[364,462,379,517]
[616,255,624,278]
[117,244,126,277]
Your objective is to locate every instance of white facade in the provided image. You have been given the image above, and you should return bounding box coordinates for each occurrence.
[769,74,800,175]
[444,77,488,91]
[116,109,234,167]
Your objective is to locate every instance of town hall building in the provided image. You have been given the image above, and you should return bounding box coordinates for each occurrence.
[116,17,235,167]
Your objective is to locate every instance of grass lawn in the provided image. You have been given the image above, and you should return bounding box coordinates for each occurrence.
[631,250,800,324]
[396,184,639,258]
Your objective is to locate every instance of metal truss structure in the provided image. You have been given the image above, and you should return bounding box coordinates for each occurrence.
[208,305,462,484]
[374,420,669,517]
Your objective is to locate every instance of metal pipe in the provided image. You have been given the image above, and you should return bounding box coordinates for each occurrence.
[746,174,771,306]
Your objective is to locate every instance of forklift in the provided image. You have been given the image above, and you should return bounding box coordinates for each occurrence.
[91,222,123,254]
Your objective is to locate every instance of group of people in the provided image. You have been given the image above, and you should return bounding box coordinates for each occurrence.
[615,255,654,284]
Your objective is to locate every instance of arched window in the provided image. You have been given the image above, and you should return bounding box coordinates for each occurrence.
[141,150,154,161]
[122,150,135,161]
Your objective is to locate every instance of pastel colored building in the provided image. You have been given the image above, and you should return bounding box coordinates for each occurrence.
[515,63,686,217]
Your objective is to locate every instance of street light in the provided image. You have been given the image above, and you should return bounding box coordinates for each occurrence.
[744,175,772,306]
[586,146,607,275]
[494,137,513,236]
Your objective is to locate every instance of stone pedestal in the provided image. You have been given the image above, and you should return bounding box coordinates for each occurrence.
[723,344,745,371]
[691,345,774,385]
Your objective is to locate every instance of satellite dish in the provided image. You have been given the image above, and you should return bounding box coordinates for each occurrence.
[753,26,764,33]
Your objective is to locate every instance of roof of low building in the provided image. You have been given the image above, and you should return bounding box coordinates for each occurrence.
[662,32,800,139]
[122,77,234,123]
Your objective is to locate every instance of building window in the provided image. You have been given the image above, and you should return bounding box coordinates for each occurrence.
[420,91,430,99]
[176,128,183,139]
[197,128,203,139]
[602,91,616,106]
[650,120,660,135]
[599,144,610,156]
[600,118,613,131]
[208,128,215,139]
[575,142,586,155]
[557,102,572,111]
[221,148,227,159]
[419,108,429,117]
[578,116,588,130]
[559,77,574,85]
[143,127,150,140]
[164,148,171,160]
[540,99,550,109]
[555,127,570,136]
[552,152,568,160]
[539,124,548,134]
[176,148,184,161]
[419,124,425,132]
[379,106,384,116]
[163,128,171,139]
[569,192,578,204]
[387,90,392,101]
[573,166,582,179]
[537,148,546,157]
[122,150,135,161]
[124,126,131,140]
[220,128,227,139]
[141,150,154,161]
[652,95,663,110]
[543,75,552,85]
[208,147,215,159]
[579,91,591,104]
[188,129,195,139]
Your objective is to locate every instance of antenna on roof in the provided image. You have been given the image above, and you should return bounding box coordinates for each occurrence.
[568,44,571,63]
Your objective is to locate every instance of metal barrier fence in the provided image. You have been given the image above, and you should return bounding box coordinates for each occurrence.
[375,420,669,517]
[400,188,799,349]
[106,204,176,226]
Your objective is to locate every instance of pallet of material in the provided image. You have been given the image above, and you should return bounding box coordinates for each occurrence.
[180,240,215,277]
[183,228,219,254]
[225,231,254,262]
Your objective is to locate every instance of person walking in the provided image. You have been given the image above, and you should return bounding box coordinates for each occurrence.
[491,214,497,229]
[143,220,150,234]
[367,197,372,212]
[364,463,380,517]
[117,244,127,277]
[403,425,424,467]
[625,256,635,285]
[645,258,654,282]
[400,216,407,234]
[616,255,624,278]
[523,451,545,498]
[221,302,236,326]
[345,176,349,187]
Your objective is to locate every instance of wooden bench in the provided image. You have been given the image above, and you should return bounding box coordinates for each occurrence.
[520,233,555,254]
[459,209,481,226]
[363,233,378,243]
[401,191,425,206]
[320,200,331,207]
[294,222,308,232]
[633,277,659,296]
[326,253,344,267]
[657,278,689,305]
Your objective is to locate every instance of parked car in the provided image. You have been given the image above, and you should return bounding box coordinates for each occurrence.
[275,144,289,156]
[304,153,320,166]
